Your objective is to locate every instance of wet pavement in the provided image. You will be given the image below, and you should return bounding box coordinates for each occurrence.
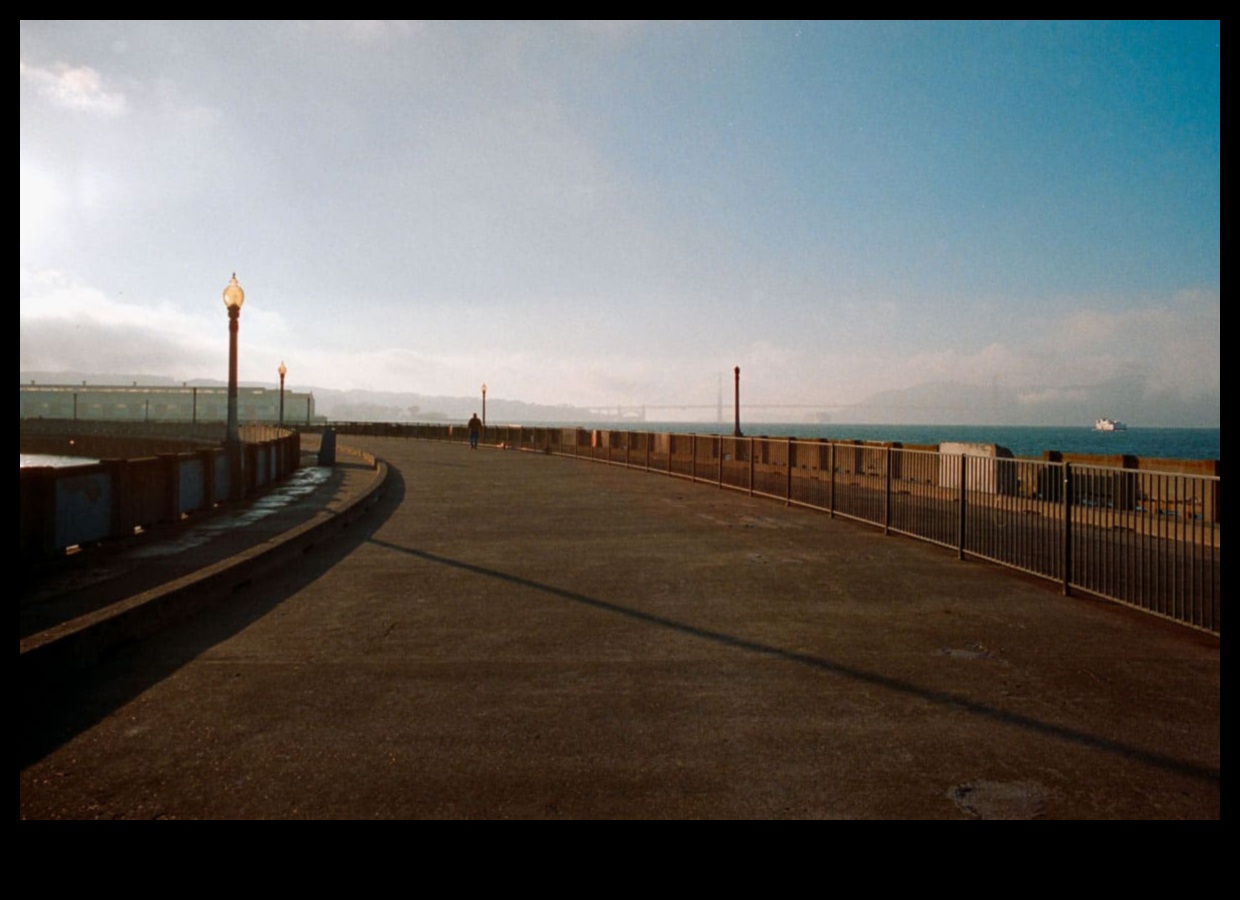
[21,462,337,640]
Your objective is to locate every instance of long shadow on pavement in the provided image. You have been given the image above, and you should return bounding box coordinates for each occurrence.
[19,465,405,771]
[366,533,1220,787]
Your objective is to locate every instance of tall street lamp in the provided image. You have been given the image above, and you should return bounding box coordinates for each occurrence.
[223,273,245,448]
[481,383,487,430]
[278,361,287,427]
[733,366,743,438]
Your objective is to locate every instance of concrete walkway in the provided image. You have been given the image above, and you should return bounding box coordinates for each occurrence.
[20,436,1220,819]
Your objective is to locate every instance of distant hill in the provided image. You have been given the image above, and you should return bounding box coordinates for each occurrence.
[309,387,613,424]
[842,378,1220,428]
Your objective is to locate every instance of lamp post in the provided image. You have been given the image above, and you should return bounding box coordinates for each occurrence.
[278,361,287,427]
[733,366,743,437]
[481,383,488,430]
[223,273,245,448]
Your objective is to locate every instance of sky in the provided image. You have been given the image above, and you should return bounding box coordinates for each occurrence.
[20,21,1220,425]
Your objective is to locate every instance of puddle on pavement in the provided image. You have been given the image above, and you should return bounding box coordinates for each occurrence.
[130,467,333,559]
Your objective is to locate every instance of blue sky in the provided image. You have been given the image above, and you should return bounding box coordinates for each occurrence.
[20,21,1220,424]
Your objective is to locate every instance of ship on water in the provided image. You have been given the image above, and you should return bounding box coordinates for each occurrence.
[1094,417,1128,432]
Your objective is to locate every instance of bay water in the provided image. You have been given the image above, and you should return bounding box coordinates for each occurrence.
[572,423,1220,462]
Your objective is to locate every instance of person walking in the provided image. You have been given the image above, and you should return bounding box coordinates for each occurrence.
[467,412,482,450]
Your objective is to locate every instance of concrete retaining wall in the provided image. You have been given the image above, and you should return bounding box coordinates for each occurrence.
[20,432,301,560]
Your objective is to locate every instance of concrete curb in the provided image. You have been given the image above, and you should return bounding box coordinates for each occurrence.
[20,459,389,684]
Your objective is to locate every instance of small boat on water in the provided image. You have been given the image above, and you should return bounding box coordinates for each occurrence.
[1094,417,1127,432]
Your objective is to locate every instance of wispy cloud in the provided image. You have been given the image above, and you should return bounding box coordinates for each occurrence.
[19,269,216,373]
[20,62,127,115]
[289,20,421,43]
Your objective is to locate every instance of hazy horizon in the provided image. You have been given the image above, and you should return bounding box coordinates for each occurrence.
[20,367,1220,429]
[21,22,1220,427]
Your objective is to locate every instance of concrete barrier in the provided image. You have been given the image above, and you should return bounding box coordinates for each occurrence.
[20,431,302,561]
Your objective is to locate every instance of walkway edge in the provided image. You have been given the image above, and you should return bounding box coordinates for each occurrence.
[20,459,389,684]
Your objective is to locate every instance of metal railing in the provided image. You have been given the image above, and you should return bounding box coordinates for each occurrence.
[329,423,1221,634]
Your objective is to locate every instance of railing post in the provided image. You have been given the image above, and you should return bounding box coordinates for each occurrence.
[718,436,724,488]
[828,442,835,517]
[105,458,132,541]
[749,437,755,496]
[884,446,892,536]
[200,448,217,508]
[1062,462,1073,596]
[244,441,259,495]
[957,453,967,560]
[20,465,58,559]
[159,452,181,525]
[786,438,793,506]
